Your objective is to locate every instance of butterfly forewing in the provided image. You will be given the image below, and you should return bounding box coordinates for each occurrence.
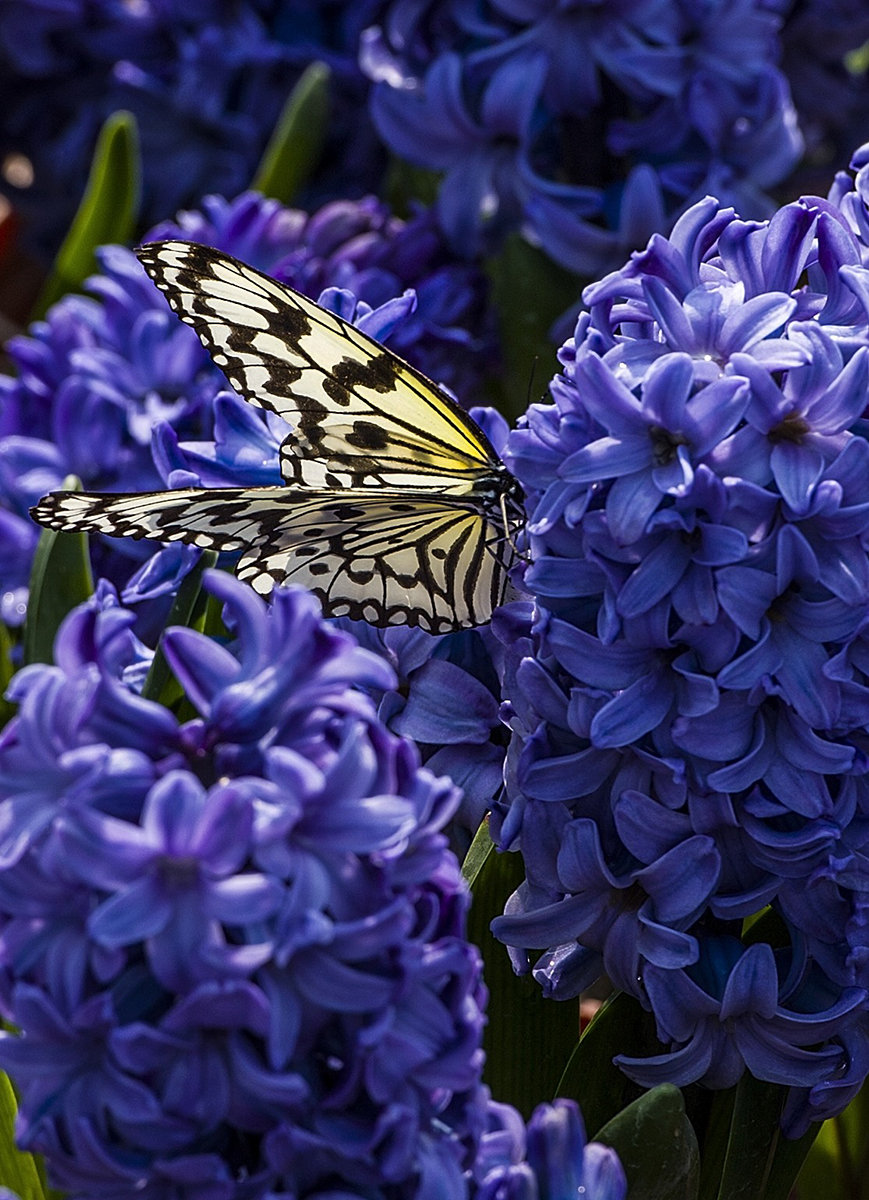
[135,240,500,489]
[32,487,510,632]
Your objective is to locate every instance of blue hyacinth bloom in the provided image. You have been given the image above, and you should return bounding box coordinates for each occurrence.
[0,572,493,1197]
[491,172,869,1120]
[476,1099,626,1200]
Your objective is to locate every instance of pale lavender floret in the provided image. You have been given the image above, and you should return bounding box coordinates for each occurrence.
[559,352,749,543]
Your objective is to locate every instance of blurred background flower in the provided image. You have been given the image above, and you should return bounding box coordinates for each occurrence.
[0,0,387,258]
[365,0,802,272]
[3,0,869,286]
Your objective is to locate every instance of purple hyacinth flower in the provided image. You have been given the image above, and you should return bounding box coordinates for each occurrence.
[616,939,866,1090]
[0,573,493,1195]
[494,187,869,1116]
[54,771,281,991]
[371,50,546,255]
[493,817,720,999]
[475,1097,626,1200]
[559,352,749,543]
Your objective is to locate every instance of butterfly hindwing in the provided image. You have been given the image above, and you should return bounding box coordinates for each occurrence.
[238,493,507,630]
[31,487,509,632]
[31,488,257,552]
[135,240,499,489]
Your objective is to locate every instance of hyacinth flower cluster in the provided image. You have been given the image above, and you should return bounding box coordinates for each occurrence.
[491,182,869,1137]
[0,189,496,629]
[0,570,495,1198]
[363,0,803,273]
[0,567,630,1200]
[0,0,387,254]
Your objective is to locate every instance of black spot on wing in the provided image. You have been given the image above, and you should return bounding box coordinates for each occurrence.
[337,351,400,392]
[323,351,400,406]
[346,421,390,451]
[332,504,368,519]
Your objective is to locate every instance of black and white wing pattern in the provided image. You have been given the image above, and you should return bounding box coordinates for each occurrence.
[30,240,524,631]
[135,239,500,490]
[31,487,509,632]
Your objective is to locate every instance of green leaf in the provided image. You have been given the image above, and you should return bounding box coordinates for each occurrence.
[595,1083,700,1200]
[34,110,140,318]
[710,1075,816,1200]
[485,233,583,424]
[384,157,442,215]
[252,62,331,204]
[140,551,220,704]
[463,819,580,1117]
[0,1071,47,1199]
[766,1120,820,1200]
[557,989,657,1138]
[0,621,18,728]
[795,1105,858,1200]
[461,816,496,887]
[23,476,94,666]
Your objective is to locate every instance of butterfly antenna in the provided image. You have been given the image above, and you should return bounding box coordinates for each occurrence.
[496,490,530,564]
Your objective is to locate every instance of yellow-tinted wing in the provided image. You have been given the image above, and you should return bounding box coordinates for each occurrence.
[136,240,499,490]
[31,486,511,633]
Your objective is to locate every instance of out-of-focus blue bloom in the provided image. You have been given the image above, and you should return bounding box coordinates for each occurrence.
[365,1,802,270]
[0,1,387,255]
[0,571,492,1198]
[771,1,869,186]
[491,187,869,1117]
[475,1099,627,1200]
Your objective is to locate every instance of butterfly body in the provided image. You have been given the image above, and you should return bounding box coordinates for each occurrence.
[31,241,523,633]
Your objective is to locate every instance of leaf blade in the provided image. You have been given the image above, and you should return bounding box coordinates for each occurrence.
[24,476,94,666]
[464,820,580,1116]
[252,62,331,204]
[34,110,141,317]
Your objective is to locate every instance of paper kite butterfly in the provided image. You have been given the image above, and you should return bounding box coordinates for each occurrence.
[30,240,524,633]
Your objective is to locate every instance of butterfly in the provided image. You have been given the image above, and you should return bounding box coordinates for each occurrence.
[30,240,524,633]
